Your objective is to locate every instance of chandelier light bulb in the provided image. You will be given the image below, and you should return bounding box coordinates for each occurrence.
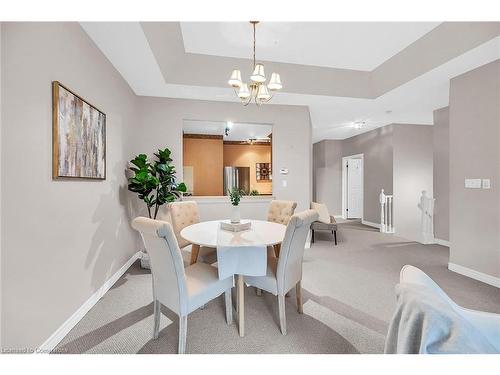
[238,84,251,99]
[268,73,282,90]
[250,64,266,83]
[257,84,271,100]
[228,69,243,87]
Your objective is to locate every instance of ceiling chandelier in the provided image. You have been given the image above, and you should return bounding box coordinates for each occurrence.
[228,21,282,106]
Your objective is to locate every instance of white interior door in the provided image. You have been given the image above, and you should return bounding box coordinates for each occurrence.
[347,158,363,218]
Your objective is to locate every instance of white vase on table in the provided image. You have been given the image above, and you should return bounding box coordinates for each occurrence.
[231,205,241,223]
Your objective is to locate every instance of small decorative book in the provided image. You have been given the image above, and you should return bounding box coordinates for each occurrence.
[220,220,252,232]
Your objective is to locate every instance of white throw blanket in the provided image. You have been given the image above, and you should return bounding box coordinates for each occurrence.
[384,283,498,354]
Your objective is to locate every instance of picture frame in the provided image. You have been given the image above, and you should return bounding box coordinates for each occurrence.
[52,81,106,180]
[256,163,272,181]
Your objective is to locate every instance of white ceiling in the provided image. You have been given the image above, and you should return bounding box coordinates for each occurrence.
[180,22,440,71]
[81,22,500,141]
[183,120,272,142]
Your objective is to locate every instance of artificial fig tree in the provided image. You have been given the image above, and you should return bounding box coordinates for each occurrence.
[128,148,187,219]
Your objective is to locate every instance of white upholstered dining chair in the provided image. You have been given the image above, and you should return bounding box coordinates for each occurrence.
[168,201,216,265]
[267,200,297,225]
[132,217,234,354]
[398,265,500,352]
[245,209,319,335]
[267,200,297,258]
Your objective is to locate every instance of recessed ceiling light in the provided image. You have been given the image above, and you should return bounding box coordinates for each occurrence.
[224,121,233,137]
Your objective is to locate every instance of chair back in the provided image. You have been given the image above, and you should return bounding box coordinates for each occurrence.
[310,202,331,224]
[168,201,201,248]
[132,217,188,315]
[267,200,297,225]
[276,209,319,294]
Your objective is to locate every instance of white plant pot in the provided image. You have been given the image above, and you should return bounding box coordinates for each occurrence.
[230,205,241,223]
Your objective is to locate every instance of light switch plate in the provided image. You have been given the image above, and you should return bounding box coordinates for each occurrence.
[482,179,491,189]
[465,179,482,189]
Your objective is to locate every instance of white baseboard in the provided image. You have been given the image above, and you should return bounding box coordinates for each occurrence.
[37,251,142,353]
[448,262,500,288]
[361,220,380,229]
[434,238,450,247]
[333,215,343,219]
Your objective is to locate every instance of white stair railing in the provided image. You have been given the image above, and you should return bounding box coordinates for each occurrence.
[379,189,395,233]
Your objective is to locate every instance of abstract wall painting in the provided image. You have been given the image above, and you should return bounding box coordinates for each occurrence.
[52,81,106,179]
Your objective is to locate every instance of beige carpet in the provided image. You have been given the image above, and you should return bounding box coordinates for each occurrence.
[54,221,500,354]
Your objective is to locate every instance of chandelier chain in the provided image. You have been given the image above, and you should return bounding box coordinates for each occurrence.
[253,21,256,68]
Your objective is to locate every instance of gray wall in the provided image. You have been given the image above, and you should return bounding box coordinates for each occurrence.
[449,59,500,279]
[313,126,394,223]
[433,107,450,241]
[312,140,321,202]
[313,123,434,240]
[134,97,312,213]
[342,126,394,223]
[1,23,139,349]
[393,125,434,242]
[312,140,343,215]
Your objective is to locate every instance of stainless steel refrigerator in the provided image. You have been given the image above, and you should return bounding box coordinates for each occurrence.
[223,166,250,195]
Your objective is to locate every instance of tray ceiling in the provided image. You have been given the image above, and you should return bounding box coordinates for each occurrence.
[180,22,440,71]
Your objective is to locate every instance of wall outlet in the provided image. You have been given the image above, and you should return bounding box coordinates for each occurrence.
[482,179,491,189]
[282,180,287,187]
[465,178,482,189]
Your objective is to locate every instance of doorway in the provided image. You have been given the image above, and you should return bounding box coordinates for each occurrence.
[342,154,364,219]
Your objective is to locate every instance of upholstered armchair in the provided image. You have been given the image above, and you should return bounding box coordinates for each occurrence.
[245,209,319,335]
[310,202,338,245]
[168,201,216,265]
[132,217,233,354]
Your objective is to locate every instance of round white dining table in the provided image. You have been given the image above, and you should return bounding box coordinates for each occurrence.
[181,219,286,337]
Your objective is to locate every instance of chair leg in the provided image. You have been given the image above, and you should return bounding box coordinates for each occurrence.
[278,295,287,335]
[311,229,315,243]
[296,281,303,314]
[178,315,187,354]
[334,230,337,245]
[153,299,160,339]
[224,290,233,325]
[273,244,281,258]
